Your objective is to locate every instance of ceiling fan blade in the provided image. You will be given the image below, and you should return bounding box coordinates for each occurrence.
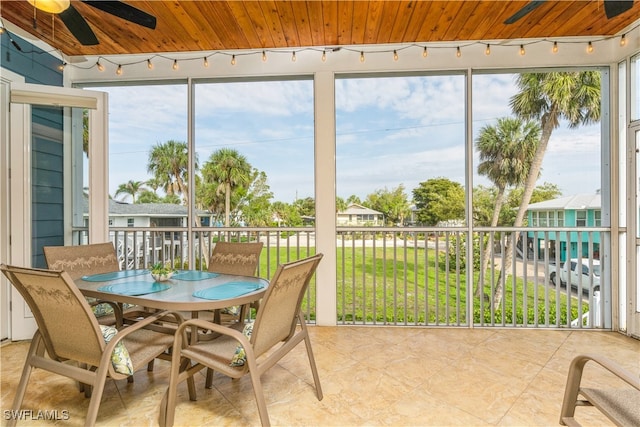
[504,0,547,24]
[603,0,634,19]
[83,1,157,29]
[59,4,99,45]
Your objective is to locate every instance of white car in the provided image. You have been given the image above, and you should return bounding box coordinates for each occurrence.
[550,258,600,293]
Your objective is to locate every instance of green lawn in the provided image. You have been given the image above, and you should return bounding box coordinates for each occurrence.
[259,246,586,326]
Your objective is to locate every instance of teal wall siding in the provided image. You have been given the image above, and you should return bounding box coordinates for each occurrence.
[1,31,63,86]
[527,208,601,262]
[2,30,64,268]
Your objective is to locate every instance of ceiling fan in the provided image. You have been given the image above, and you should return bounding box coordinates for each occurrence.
[28,0,156,46]
[504,0,635,25]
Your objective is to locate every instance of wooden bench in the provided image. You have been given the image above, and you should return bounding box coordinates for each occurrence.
[560,353,640,427]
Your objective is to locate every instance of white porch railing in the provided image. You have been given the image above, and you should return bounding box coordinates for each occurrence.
[72,226,608,329]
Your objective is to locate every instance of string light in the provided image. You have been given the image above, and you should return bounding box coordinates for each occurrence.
[116,64,122,75]
[69,33,634,75]
[58,62,66,71]
[0,26,5,34]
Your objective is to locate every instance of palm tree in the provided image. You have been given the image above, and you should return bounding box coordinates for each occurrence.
[202,148,252,227]
[475,117,540,299]
[147,140,196,205]
[114,180,147,204]
[492,71,601,309]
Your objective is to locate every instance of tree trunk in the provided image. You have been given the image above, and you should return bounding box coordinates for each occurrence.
[492,114,555,311]
[224,182,231,227]
[475,186,506,299]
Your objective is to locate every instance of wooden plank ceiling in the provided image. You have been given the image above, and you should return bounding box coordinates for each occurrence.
[0,1,638,57]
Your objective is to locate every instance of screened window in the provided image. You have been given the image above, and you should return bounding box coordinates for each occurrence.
[576,211,587,227]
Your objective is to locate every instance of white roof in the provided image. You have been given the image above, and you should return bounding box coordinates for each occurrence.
[527,193,601,211]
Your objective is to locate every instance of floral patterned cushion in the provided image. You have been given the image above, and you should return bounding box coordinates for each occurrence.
[100,325,134,375]
[229,322,254,367]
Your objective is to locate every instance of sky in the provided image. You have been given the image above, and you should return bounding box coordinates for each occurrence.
[93,73,601,205]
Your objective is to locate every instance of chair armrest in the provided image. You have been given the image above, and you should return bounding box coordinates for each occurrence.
[101,310,184,362]
[176,318,250,348]
[560,353,640,426]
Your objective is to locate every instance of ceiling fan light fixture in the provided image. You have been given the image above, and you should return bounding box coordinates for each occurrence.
[28,0,70,14]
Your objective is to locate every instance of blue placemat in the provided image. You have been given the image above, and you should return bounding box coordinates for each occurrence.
[193,281,264,300]
[82,269,149,282]
[97,281,170,296]
[173,270,219,281]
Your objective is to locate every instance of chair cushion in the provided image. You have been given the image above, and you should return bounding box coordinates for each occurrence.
[100,325,134,375]
[221,305,241,316]
[230,322,254,367]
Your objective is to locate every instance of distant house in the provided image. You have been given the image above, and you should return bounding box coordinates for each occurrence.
[337,204,384,226]
[105,199,211,228]
[526,193,601,261]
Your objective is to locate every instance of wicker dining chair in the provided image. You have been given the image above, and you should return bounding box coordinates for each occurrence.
[159,253,324,427]
[0,264,183,427]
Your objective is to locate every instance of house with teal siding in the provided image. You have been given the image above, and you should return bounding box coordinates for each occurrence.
[526,193,601,262]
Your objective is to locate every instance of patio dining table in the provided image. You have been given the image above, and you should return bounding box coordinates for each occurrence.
[74,269,269,314]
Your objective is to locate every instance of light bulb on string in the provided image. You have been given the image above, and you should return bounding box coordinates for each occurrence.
[587,41,593,54]
[203,57,209,67]
[422,47,428,58]
[393,50,398,61]
[96,60,104,72]
[552,41,558,54]
[147,59,153,70]
[231,55,236,65]
[116,65,123,75]
[262,51,267,62]
[58,62,66,71]
[519,45,525,56]
[620,34,626,47]
[360,51,365,63]
[172,59,179,70]
[291,51,297,62]
[485,44,491,55]
[456,46,461,58]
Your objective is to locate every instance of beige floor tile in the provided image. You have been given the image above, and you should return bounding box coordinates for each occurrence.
[1,327,638,426]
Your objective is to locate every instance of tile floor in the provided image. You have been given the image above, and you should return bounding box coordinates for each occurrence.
[1,326,639,426]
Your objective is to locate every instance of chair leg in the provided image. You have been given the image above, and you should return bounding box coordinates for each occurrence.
[248,368,270,427]
[7,334,41,427]
[205,368,214,388]
[84,366,109,427]
[300,320,323,400]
